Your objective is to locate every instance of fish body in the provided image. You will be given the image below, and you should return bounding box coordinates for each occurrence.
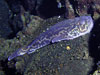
[8,16,93,61]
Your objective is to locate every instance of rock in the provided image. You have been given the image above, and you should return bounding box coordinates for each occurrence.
[0,0,13,38]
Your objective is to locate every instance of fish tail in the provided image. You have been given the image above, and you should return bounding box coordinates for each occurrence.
[8,48,25,61]
[8,50,19,61]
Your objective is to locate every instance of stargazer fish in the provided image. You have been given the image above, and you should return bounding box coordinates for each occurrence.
[8,16,93,61]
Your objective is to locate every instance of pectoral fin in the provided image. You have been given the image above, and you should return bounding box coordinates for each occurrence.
[52,35,66,43]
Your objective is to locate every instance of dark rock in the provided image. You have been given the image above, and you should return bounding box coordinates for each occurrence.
[21,0,37,15]
[21,0,66,19]
[36,0,66,19]
[0,0,13,38]
[7,14,23,39]
[89,17,100,74]
[5,0,21,14]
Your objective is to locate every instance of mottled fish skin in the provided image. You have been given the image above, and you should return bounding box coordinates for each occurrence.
[8,16,93,61]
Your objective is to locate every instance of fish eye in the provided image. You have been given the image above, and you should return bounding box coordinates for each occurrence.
[80,20,85,25]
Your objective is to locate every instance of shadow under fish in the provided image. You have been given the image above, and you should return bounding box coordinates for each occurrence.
[8,16,94,61]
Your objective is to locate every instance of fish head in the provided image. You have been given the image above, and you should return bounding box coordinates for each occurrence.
[76,16,93,35]
[64,16,94,40]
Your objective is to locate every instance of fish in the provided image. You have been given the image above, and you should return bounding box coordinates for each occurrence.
[8,16,94,61]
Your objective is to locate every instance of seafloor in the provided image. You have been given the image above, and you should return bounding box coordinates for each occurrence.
[0,0,100,75]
